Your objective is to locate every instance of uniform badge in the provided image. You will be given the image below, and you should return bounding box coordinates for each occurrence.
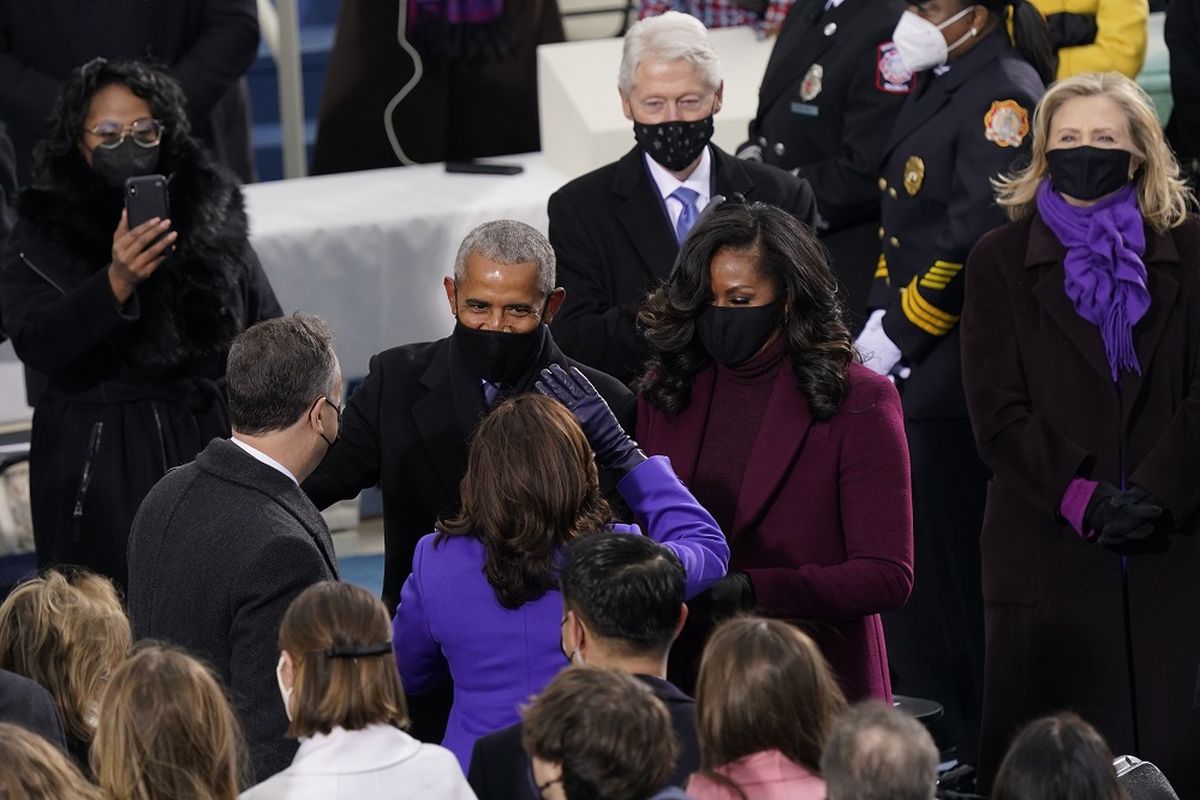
[984,99,1030,148]
[903,156,925,196]
[876,42,914,94]
[800,64,824,102]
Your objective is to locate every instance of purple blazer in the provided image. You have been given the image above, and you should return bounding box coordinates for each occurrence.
[391,456,729,770]
[637,362,914,702]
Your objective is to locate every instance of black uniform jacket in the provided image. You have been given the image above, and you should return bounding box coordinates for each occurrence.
[870,30,1044,418]
[547,144,818,385]
[467,674,700,800]
[302,327,635,612]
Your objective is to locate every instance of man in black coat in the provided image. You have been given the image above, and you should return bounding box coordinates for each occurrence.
[0,669,66,750]
[0,0,258,183]
[469,534,698,800]
[738,0,908,333]
[548,12,818,385]
[302,220,634,615]
[127,315,342,782]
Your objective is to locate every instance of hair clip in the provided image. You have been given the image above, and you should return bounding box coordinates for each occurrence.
[324,642,392,659]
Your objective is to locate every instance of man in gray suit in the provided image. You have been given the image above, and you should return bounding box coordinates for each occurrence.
[127,313,342,781]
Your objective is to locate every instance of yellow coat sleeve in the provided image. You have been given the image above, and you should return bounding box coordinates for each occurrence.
[1031,0,1149,79]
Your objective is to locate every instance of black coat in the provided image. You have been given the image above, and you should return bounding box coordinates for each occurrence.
[467,674,699,800]
[127,438,341,783]
[0,0,258,184]
[741,0,907,329]
[869,31,1044,418]
[548,145,818,385]
[0,148,281,590]
[1166,0,1200,168]
[962,214,1200,794]
[0,668,66,751]
[302,327,635,612]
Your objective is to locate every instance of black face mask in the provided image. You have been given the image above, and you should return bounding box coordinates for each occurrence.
[694,303,782,367]
[90,138,161,188]
[453,320,545,385]
[1046,146,1133,201]
[634,115,715,172]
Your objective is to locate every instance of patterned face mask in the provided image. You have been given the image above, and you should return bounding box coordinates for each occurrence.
[634,113,715,172]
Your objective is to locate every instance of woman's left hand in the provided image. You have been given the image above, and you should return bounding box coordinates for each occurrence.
[536,364,646,474]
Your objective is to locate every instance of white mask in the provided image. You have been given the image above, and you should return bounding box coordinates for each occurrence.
[891,6,978,73]
[276,654,294,722]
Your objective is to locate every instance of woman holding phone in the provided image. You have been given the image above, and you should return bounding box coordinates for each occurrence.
[0,58,281,592]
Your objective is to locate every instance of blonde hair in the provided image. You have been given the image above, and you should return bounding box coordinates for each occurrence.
[92,644,246,800]
[279,581,409,738]
[994,72,1191,233]
[0,722,104,800]
[0,570,131,745]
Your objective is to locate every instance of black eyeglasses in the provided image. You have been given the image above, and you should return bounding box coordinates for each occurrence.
[83,118,165,150]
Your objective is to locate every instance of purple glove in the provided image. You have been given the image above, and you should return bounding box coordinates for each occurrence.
[535,364,646,475]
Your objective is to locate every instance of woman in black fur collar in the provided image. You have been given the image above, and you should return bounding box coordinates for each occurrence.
[0,58,281,593]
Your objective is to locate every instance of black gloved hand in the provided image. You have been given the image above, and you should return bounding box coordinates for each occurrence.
[535,364,646,475]
[1084,484,1166,553]
[691,572,756,623]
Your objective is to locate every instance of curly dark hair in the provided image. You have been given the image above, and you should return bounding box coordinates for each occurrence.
[637,201,853,421]
[31,57,196,191]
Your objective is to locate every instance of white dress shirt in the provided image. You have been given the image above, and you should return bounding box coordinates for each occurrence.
[644,145,713,232]
[231,437,298,485]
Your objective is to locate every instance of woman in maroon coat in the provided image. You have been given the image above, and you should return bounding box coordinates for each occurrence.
[636,201,914,702]
[962,72,1200,793]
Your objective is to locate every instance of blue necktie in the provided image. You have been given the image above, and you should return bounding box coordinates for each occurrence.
[671,186,700,244]
[482,381,503,408]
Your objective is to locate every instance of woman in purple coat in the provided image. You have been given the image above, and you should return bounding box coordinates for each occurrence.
[636,201,914,702]
[392,380,729,770]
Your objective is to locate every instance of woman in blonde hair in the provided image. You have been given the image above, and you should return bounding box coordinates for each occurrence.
[685,617,846,800]
[962,71,1200,793]
[0,569,130,772]
[91,644,245,800]
[0,722,103,800]
[242,581,474,799]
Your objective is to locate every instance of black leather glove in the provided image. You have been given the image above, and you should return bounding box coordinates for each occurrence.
[1045,11,1098,49]
[690,572,756,623]
[535,364,646,475]
[1084,484,1167,554]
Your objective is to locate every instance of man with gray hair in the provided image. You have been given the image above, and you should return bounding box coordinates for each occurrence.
[304,218,633,617]
[547,10,818,384]
[128,313,343,782]
[821,701,940,800]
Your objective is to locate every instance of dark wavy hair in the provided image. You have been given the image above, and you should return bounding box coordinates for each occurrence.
[975,0,1057,86]
[637,201,853,421]
[31,57,195,191]
[436,394,612,609]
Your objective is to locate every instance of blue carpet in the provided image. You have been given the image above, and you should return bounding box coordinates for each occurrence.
[338,553,384,598]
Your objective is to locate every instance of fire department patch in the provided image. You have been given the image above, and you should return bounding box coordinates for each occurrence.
[984,99,1030,148]
[876,42,914,94]
[800,64,824,102]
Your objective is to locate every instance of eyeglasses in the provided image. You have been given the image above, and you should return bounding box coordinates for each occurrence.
[83,118,165,150]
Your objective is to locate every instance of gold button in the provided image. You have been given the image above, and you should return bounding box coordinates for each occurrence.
[878,227,885,239]
[878,177,887,190]
[889,236,900,247]
[888,188,897,198]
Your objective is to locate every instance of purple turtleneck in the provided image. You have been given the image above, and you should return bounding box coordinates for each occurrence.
[691,336,786,536]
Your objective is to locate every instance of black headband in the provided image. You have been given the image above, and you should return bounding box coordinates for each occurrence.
[324,642,392,659]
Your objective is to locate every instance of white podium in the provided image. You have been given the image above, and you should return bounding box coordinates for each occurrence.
[537,26,775,180]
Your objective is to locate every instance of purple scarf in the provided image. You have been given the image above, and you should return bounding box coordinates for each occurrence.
[1035,179,1149,382]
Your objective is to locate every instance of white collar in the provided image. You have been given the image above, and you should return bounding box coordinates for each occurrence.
[231,437,299,485]
[643,145,712,205]
[824,0,846,8]
[289,725,423,774]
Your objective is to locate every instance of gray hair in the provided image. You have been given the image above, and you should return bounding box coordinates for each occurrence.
[453,219,556,296]
[227,313,339,435]
[618,11,721,97]
[821,701,939,800]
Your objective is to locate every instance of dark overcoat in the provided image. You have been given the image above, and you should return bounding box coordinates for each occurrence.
[961,213,1200,794]
[127,438,340,783]
[0,0,259,184]
[548,144,819,385]
[0,149,281,590]
[636,361,914,702]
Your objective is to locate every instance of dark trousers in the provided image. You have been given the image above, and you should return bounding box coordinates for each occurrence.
[882,416,989,763]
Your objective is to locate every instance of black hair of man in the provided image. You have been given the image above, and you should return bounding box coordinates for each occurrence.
[560,533,685,657]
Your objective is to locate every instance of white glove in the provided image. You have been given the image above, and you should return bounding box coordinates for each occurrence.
[855,309,905,378]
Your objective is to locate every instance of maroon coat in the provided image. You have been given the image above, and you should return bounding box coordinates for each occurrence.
[961,214,1200,794]
[637,361,914,702]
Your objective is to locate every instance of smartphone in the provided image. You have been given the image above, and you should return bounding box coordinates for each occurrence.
[445,161,524,176]
[125,174,171,231]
